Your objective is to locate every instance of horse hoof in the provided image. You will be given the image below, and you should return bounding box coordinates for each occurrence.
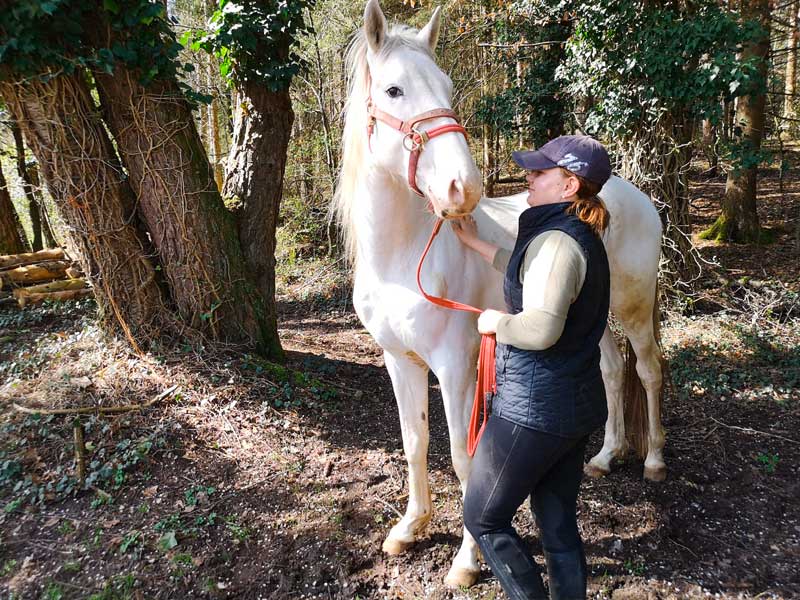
[584,462,610,478]
[644,465,667,482]
[382,538,413,555]
[444,567,479,589]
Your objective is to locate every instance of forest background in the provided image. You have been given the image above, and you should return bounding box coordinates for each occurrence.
[0,0,799,598]
[1,0,796,355]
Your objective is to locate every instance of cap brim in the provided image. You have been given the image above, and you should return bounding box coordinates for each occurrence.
[512,150,557,171]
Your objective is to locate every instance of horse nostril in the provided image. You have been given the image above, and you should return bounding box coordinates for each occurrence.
[441,209,450,218]
[448,178,465,207]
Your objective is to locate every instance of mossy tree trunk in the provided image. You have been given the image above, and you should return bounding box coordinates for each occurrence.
[702,0,770,243]
[0,160,30,255]
[92,66,275,355]
[223,82,293,360]
[0,73,172,350]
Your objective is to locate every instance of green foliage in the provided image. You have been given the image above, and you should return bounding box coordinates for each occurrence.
[182,0,313,91]
[0,0,91,78]
[85,573,137,600]
[238,353,339,409]
[558,0,764,136]
[119,530,141,554]
[158,530,179,551]
[0,412,167,513]
[475,5,571,146]
[1,0,205,101]
[41,583,64,600]
[755,452,779,474]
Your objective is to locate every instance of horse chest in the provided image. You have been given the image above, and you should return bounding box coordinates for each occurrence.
[353,271,448,353]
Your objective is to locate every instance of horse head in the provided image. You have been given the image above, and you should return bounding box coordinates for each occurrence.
[362,0,482,218]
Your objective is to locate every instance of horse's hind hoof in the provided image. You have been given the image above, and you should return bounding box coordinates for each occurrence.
[382,537,413,555]
[444,566,479,589]
[584,462,610,478]
[643,465,667,482]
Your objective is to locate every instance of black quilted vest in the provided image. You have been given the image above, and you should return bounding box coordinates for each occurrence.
[493,201,610,437]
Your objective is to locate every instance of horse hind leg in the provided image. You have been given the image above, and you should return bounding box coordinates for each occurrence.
[381,350,433,555]
[620,303,667,482]
[586,325,628,478]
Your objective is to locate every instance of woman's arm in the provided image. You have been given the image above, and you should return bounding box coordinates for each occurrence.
[481,232,587,350]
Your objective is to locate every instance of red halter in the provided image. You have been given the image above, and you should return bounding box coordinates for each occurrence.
[365,75,468,197]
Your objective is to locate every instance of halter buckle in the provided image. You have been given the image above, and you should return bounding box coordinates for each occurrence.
[402,127,429,152]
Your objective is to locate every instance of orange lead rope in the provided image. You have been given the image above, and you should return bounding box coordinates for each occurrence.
[416,220,496,457]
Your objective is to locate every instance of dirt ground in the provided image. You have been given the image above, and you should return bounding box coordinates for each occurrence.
[1,161,799,599]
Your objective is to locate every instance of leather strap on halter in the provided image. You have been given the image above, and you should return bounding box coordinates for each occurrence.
[365,74,468,197]
[416,220,496,457]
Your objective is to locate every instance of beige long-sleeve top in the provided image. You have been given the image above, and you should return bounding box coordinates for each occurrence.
[491,231,587,351]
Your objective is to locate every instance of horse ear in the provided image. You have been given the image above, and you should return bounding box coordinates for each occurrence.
[417,6,442,52]
[364,0,388,54]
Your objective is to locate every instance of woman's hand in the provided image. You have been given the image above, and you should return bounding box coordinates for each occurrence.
[450,215,479,248]
[477,309,505,335]
[451,216,500,265]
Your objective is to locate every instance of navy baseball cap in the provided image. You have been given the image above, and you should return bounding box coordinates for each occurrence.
[512,135,612,186]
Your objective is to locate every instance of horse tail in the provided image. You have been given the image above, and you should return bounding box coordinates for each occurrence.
[622,288,663,459]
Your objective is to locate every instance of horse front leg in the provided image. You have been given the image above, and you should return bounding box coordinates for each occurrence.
[431,352,481,589]
[382,350,432,555]
[586,325,628,477]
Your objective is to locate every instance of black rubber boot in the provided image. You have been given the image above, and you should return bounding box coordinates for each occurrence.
[543,547,587,600]
[477,532,548,600]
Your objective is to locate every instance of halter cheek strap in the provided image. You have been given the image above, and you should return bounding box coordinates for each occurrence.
[365,74,468,197]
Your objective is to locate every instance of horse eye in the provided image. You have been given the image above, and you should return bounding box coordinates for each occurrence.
[386,86,404,98]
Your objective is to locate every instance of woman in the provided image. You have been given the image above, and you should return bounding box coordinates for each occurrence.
[452,135,612,600]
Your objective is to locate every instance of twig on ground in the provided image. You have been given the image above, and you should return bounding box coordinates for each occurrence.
[12,384,179,416]
[371,494,404,520]
[709,416,800,445]
[668,536,699,559]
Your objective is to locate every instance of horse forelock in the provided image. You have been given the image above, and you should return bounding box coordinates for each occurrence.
[331,25,434,265]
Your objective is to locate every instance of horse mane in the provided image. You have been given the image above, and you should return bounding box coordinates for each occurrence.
[330,25,434,265]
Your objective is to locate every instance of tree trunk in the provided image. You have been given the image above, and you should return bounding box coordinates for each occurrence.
[92,66,274,353]
[0,73,171,349]
[11,119,55,250]
[223,83,293,360]
[702,0,770,243]
[208,60,224,192]
[27,165,57,248]
[785,0,798,123]
[701,118,718,175]
[0,161,30,255]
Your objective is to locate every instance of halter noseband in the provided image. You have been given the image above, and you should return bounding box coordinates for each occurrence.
[365,73,468,198]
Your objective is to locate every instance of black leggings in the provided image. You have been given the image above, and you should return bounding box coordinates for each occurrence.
[464,416,589,597]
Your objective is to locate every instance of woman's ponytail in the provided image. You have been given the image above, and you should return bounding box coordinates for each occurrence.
[560,168,609,235]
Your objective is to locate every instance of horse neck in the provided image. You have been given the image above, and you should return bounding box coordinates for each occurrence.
[353,168,437,276]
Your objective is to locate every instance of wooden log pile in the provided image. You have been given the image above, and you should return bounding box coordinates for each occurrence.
[0,248,92,308]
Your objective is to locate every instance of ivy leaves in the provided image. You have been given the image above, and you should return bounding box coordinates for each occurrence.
[0,0,90,78]
[180,0,313,91]
[558,0,764,136]
[2,0,187,89]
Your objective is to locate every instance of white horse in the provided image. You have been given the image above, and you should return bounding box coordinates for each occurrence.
[332,0,666,588]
